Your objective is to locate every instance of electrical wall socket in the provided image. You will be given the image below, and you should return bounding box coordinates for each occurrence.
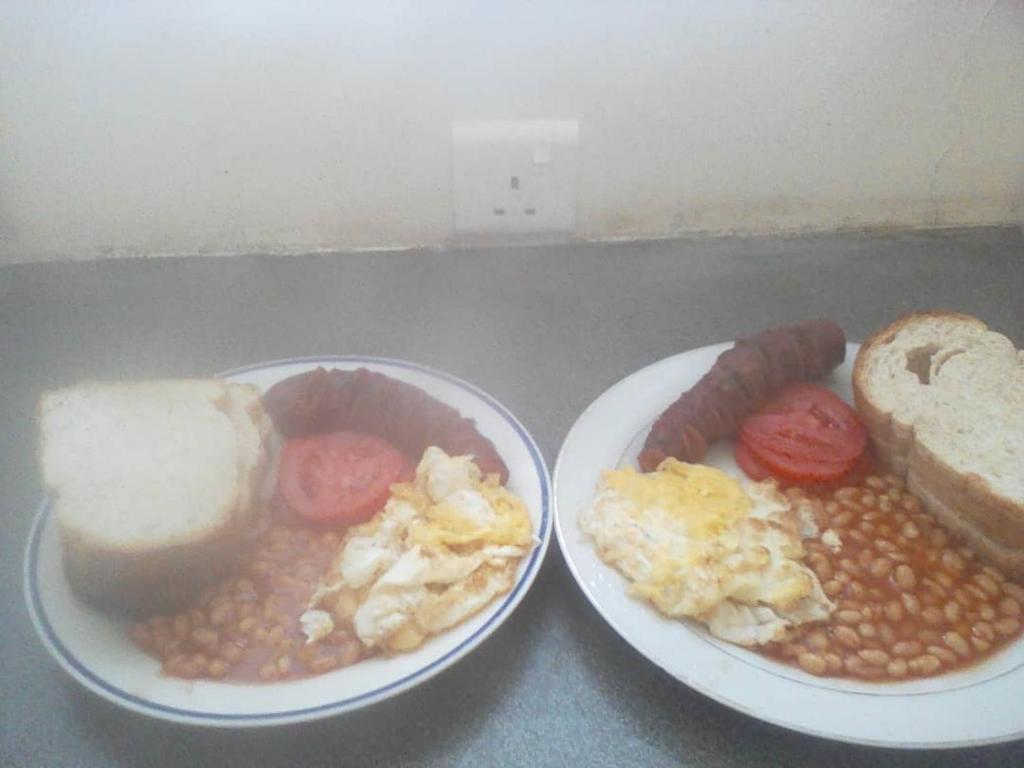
[452,119,579,235]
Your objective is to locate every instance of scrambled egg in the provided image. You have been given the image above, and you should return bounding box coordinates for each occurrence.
[301,447,534,653]
[578,459,833,646]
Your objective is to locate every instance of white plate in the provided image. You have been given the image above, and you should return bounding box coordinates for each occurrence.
[25,356,551,727]
[554,342,1024,749]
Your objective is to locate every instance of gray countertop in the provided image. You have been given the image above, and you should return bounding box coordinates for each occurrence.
[3,226,1023,767]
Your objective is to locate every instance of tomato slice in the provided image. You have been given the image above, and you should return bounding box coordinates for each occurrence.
[736,383,866,485]
[734,439,771,482]
[278,431,413,526]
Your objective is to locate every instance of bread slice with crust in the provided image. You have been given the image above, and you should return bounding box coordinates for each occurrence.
[39,379,273,612]
[852,312,1024,578]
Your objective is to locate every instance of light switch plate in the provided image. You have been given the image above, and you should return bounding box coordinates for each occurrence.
[452,120,579,235]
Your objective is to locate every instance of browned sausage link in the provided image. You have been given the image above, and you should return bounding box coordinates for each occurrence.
[262,368,510,483]
[638,320,846,471]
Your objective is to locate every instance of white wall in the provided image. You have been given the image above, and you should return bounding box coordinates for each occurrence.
[1,1,1022,263]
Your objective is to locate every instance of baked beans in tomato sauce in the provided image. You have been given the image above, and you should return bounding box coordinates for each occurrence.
[755,474,1024,680]
[131,524,366,682]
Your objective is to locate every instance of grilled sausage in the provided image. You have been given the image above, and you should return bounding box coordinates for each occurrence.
[638,320,846,471]
[263,367,509,482]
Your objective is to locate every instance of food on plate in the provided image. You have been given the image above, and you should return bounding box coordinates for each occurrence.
[639,319,846,471]
[263,367,509,482]
[584,313,1024,683]
[734,383,868,485]
[277,431,414,525]
[301,447,534,653]
[132,447,534,680]
[578,459,834,646]
[760,478,1024,680]
[853,312,1024,579]
[38,380,272,612]
[131,523,359,680]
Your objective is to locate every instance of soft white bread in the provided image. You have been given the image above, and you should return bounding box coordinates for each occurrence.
[39,379,272,612]
[852,312,1024,578]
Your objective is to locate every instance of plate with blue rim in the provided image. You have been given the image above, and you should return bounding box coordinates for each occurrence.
[25,356,551,727]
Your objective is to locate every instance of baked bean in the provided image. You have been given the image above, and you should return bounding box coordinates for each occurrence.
[884,600,904,622]
[220,641,244,664]
[824,653,843,673]
[901,496,922,514]
[833,626,861,648]
[927,645,958,665]
[844,655,884,678]
[900,521,920,539]
[208,659,228,679]
[813,560,833,581]
[823,580,843,597]
[878,497,892,513]
[860,522,876,535]
[190,627,219,649]
[836,488,859,502]
[847,581,867,600]
[943,601,962,623]
[1002,582,1024,603]
[941,550,965,573]
[806,631,829,651]
[782,642,807,659]
[975,574,1001,597]
[837,610,862,624]
[979,603,997,621]
[972,637,991,653]
[209,602,233,627]
[998,597,1021,617]
[894,564,917,589]
[859,649,889,666]
[995,618,1021,636]
[861,493,877,509]
[875,539,897,553]
[909,654,942,675]
[886,658,908,678]
[973,621,996,641]
[258,663,279,681]
[798,653,827,675]
[865,476,887,491]
[902,593,921,616]
[857,549,875,569]
[965,584,989,602]
[858,623,876,639]
[981,566,1004,583]
[870,557,893,578]
[825,500,841,516]
[172,615,191,640]
[943,631,970,657]
[835,572,851,584]
[893,640,922,658]
[832,511,853,528]
[934,572,954,589]
[847,530,869,545]
[922,578,947,599]
[878,622,896,645]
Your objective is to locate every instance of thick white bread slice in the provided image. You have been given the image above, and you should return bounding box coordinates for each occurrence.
[853,312,1024,577]
[39,379,272,612]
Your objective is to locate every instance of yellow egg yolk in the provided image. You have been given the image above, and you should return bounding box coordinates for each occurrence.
[601,459,752,539]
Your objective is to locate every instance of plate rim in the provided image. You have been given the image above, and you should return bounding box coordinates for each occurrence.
[24,354,552,728]
[553,341,1024,750]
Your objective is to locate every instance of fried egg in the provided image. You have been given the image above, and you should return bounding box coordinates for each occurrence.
[578,459,833,646]
[301,447,535,652]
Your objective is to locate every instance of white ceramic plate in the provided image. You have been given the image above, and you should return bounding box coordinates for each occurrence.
[25,356,551,727]
[554,342,1024,749]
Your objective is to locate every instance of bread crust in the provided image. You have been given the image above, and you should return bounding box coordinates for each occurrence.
[853,312,1024,574]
